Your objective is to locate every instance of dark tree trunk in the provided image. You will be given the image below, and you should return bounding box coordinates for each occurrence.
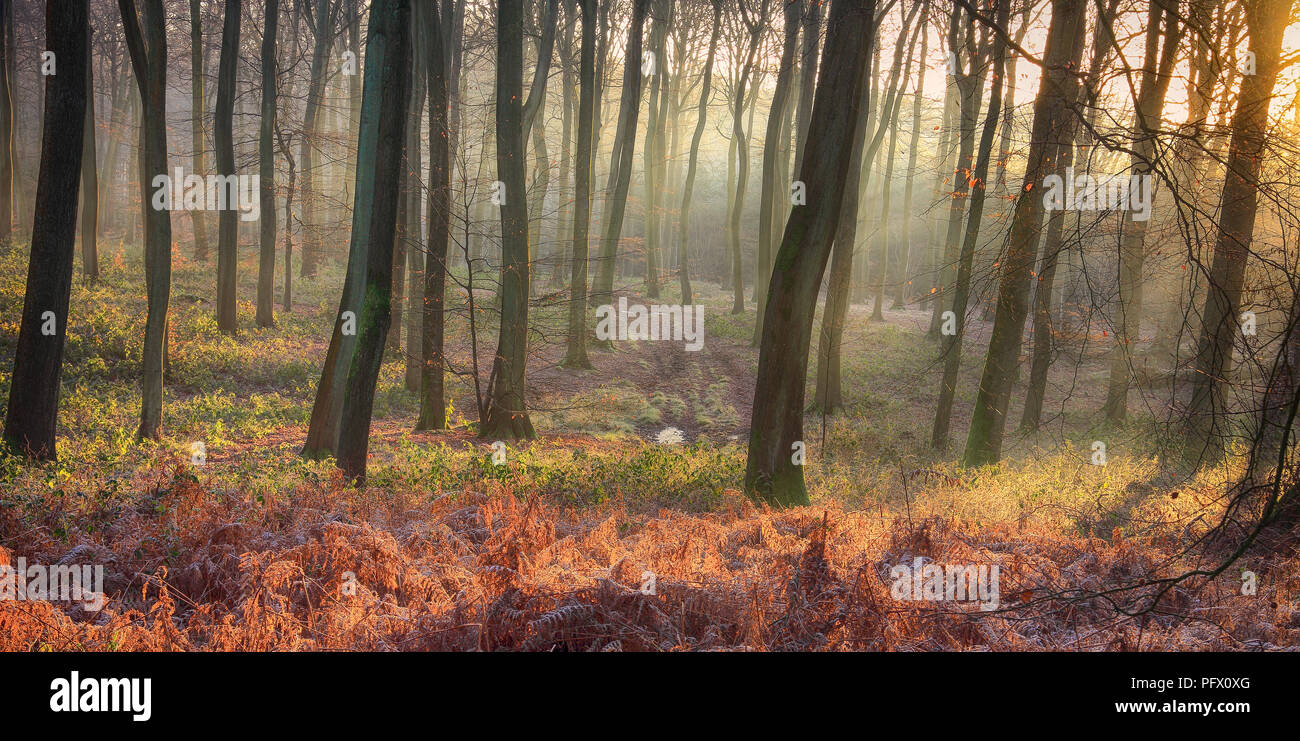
[813,0,919,413]
[0,0,12,245]
[215,0,241,335]
[190,0,210,262]
[745,0,874,507]
[2,0,87,460]
[417,0,451,429]
[334,0,411,483]
[481,0,536,440]
[480,0,536,439]
[257,0,279,328]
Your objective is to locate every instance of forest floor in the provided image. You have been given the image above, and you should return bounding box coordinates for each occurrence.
[1,239,1297,650]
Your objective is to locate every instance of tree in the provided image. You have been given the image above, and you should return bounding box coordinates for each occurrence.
[80,27,98,285]
[754,0,802,340]
[745,0,875,507]
[215,0,242,335]
[481,0,537,440]
[119,0,173,441]
[589,0,648,306]
[334,0,412,483]
[932,0,1006,449]
[962,0,1087,467]
[1,0,87,460]
[1100,0,1182,420]
[190,0,211,262]
[417,0,451,429]
[675,0,722,307]
[725,0,770,315]
[1184,0,1294,465]
[813,0,920,414]
[0,0,11,245]
[257,0,280,328]
[560,0,599,369]
[792,0,822,175]
[299,0,340,278]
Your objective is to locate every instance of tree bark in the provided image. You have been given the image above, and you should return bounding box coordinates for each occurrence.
[745,0,874,507]
[481,0,537,441]
[190,0,210,261]
[417,0,451,429]
[560,0,599,369]
[336,0,411,483]
[119,0,172,441]
[1101,0,1182,420]
[215,0,241,335]
[2,0,87,460]
[257,0,279,328]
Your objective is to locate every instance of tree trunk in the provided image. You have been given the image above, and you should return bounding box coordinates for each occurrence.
[2,0,87,460]
[0,0,14,245]
[896,20,926,309]
[962,0,1087,467]
[417,0,451,429]
[746,0,874,507]
[80,27,98,285]
[754,0,801,341]
[1101,0,1181,420]
[120,0,172,441]
[1021,0,1118,431]
[1184,0,1292,466]
[813,0,919,412]
[299,0,335,278]
[256,0,279,328]
[589,0,648,306]
[675,0,721,308]
[932,0,1008,449]
[481,0,537,441]
[560,0,599,369]
[190,0,210,261]
[791,0,821,176]
[335,0,411,483]
[727,8,766,316]
[215,0,241,335]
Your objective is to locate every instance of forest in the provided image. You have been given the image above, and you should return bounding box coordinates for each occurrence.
[0,0,1298,656]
